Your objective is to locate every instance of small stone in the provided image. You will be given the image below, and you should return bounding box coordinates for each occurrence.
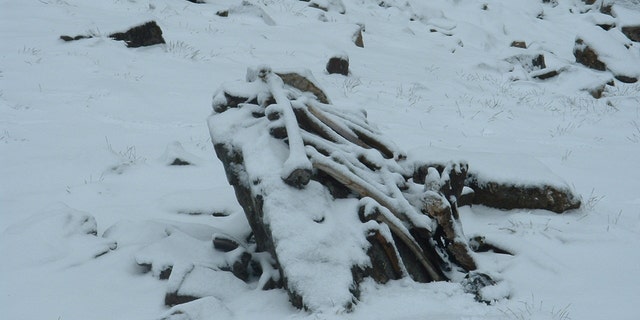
[510,41,527,48]
[354,27,364,48]
[532,69,559,80]
[614,75,638,84]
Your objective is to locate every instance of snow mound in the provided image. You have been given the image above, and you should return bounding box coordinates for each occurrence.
[134,227,228,278]
[159,141,204,166]
[165,264,250,305]
[160,296,234,320]
[0,203,116,268]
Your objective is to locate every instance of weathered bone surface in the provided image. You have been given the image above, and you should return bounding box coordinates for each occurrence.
[207,66,580,311]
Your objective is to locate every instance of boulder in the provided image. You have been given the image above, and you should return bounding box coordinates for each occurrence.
[574,38,606,71]
[109,21,166,48]
[622,26,640,42]
[532,69,559,80]
[326,55,349,76]
[61,21,166,48]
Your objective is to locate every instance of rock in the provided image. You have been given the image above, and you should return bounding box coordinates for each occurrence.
[599,3,613,16]
[532,69,560,80]
[60,35,92,42]
[326,55,349,76]
[622,26,640,42]
[574,38,606,71]
[510,41,527,48]
[466,178,581,213]
[614,75,638,84]
[412,153,582,214]
[109,21,166,48]
[597,23,615,31]
[212,234,241,252]
[353,26,364,48]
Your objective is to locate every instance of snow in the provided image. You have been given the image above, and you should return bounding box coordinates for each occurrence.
[1,0,640,319]
[161,296,234,320]
[167,264,249,300]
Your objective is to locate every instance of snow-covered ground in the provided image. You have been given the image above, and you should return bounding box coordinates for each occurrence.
[1,0,639,319]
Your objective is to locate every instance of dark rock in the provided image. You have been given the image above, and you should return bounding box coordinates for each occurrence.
[326,55,349,76]
[510,41,527,48]
[186,0,205,3]
[164,292,198,307]
[109,21,165,48]
[170,158,191,166]
[230,251,252,281]
[574,38,606,71]
[282,168,312,188]
[466,177,581,213]
[60,35,92,42]
[216,10,229,17]
[614,74,638,84]
[212,235,241,252]
[597,23,615,31]
[414,161,581,213]
[268,124,288,139]
[532,69,559,80]
[600,3,613,16]
[159,266,173,280]
[622,26,640,42]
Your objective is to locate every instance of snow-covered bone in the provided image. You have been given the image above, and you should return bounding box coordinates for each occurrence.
[208,66,583,311]
[208,67,498,311]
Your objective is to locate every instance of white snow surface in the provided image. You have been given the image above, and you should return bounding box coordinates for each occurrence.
[1,0,640,319]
